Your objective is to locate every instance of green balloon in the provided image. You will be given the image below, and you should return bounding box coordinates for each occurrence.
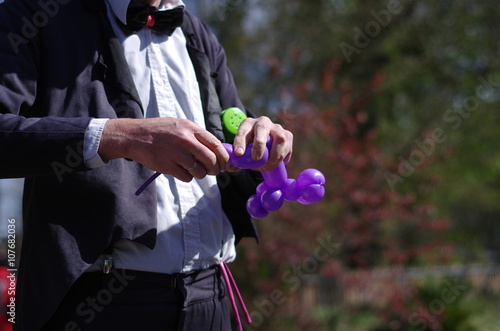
[221,107,247,143]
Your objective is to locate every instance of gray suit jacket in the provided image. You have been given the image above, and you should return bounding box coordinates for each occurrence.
[0,0,259,329]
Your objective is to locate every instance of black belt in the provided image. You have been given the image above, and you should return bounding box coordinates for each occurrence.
[96,264,221,289]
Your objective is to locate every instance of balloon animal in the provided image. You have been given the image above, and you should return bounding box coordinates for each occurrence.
[135,107,326,219]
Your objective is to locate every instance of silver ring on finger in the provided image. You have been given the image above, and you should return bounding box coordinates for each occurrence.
[186,162,198,172]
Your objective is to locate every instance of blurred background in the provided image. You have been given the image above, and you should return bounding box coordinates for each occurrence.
[2,0,500,330]
[191,0,500,330]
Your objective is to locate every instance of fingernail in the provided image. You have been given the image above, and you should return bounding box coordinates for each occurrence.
[252,150,260,161]
[235,146,244,155]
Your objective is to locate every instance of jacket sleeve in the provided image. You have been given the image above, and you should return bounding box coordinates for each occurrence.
[0,114,91,178]
[0,0,91,178]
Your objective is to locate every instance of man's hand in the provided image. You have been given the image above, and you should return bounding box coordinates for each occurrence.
[231,116,293,172]
[98,117,230,182]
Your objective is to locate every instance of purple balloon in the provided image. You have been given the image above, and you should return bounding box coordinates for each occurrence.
[222,143,234,155]
[261,188,284,212]
[246,195,269,219]
[282,179,300,201]
[297,197,313,205]
[299,184,325,204]
[223,143,268,169]
[266,136,273,151]
[297,168,326,187]
[224,140,326,218]
[139,137,326,219]
[256,181,271,196]
[261,162,287,188]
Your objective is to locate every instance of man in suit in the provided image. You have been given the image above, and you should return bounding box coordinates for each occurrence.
[0,0,293,330]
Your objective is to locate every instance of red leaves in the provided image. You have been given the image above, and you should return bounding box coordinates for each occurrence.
[262,60,451,272]
[236,55,452,329]
[319,58,341,92]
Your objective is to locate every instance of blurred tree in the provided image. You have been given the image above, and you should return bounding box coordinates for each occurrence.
[196,0,500,329]
[200,0,500,255]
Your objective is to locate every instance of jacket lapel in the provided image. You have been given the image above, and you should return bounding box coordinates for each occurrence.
[182,13,225,142]
[86,0,144,117]
[186,44,225,142]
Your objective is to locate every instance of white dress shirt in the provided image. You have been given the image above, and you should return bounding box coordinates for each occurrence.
[85,0,236,274]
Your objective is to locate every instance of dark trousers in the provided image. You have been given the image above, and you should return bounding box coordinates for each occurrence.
[42,266,231,331]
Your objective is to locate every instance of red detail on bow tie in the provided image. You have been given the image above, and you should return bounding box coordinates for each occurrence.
[146,15,155,27]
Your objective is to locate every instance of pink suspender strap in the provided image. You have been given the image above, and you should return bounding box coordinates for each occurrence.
[219,261,252,331]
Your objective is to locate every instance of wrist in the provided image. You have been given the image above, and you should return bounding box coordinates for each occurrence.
[84,118,109,168]
[98,118,138,161]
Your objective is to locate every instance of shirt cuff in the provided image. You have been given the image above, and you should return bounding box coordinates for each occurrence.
[84,118,109,169]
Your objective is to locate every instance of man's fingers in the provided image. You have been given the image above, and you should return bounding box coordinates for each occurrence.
[231,116,294,172]
[182,160,208,180]
[250,120,271,162]
[259,135,293,172]
[193,130,229,174]
[233,117,272,161]
[232,118,255,156]
[170,166,194,183]
[267,126,292,163]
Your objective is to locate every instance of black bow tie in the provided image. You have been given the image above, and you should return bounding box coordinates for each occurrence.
[121,1,184,36]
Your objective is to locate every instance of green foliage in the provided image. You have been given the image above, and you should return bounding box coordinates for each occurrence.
[195,0,500,329]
